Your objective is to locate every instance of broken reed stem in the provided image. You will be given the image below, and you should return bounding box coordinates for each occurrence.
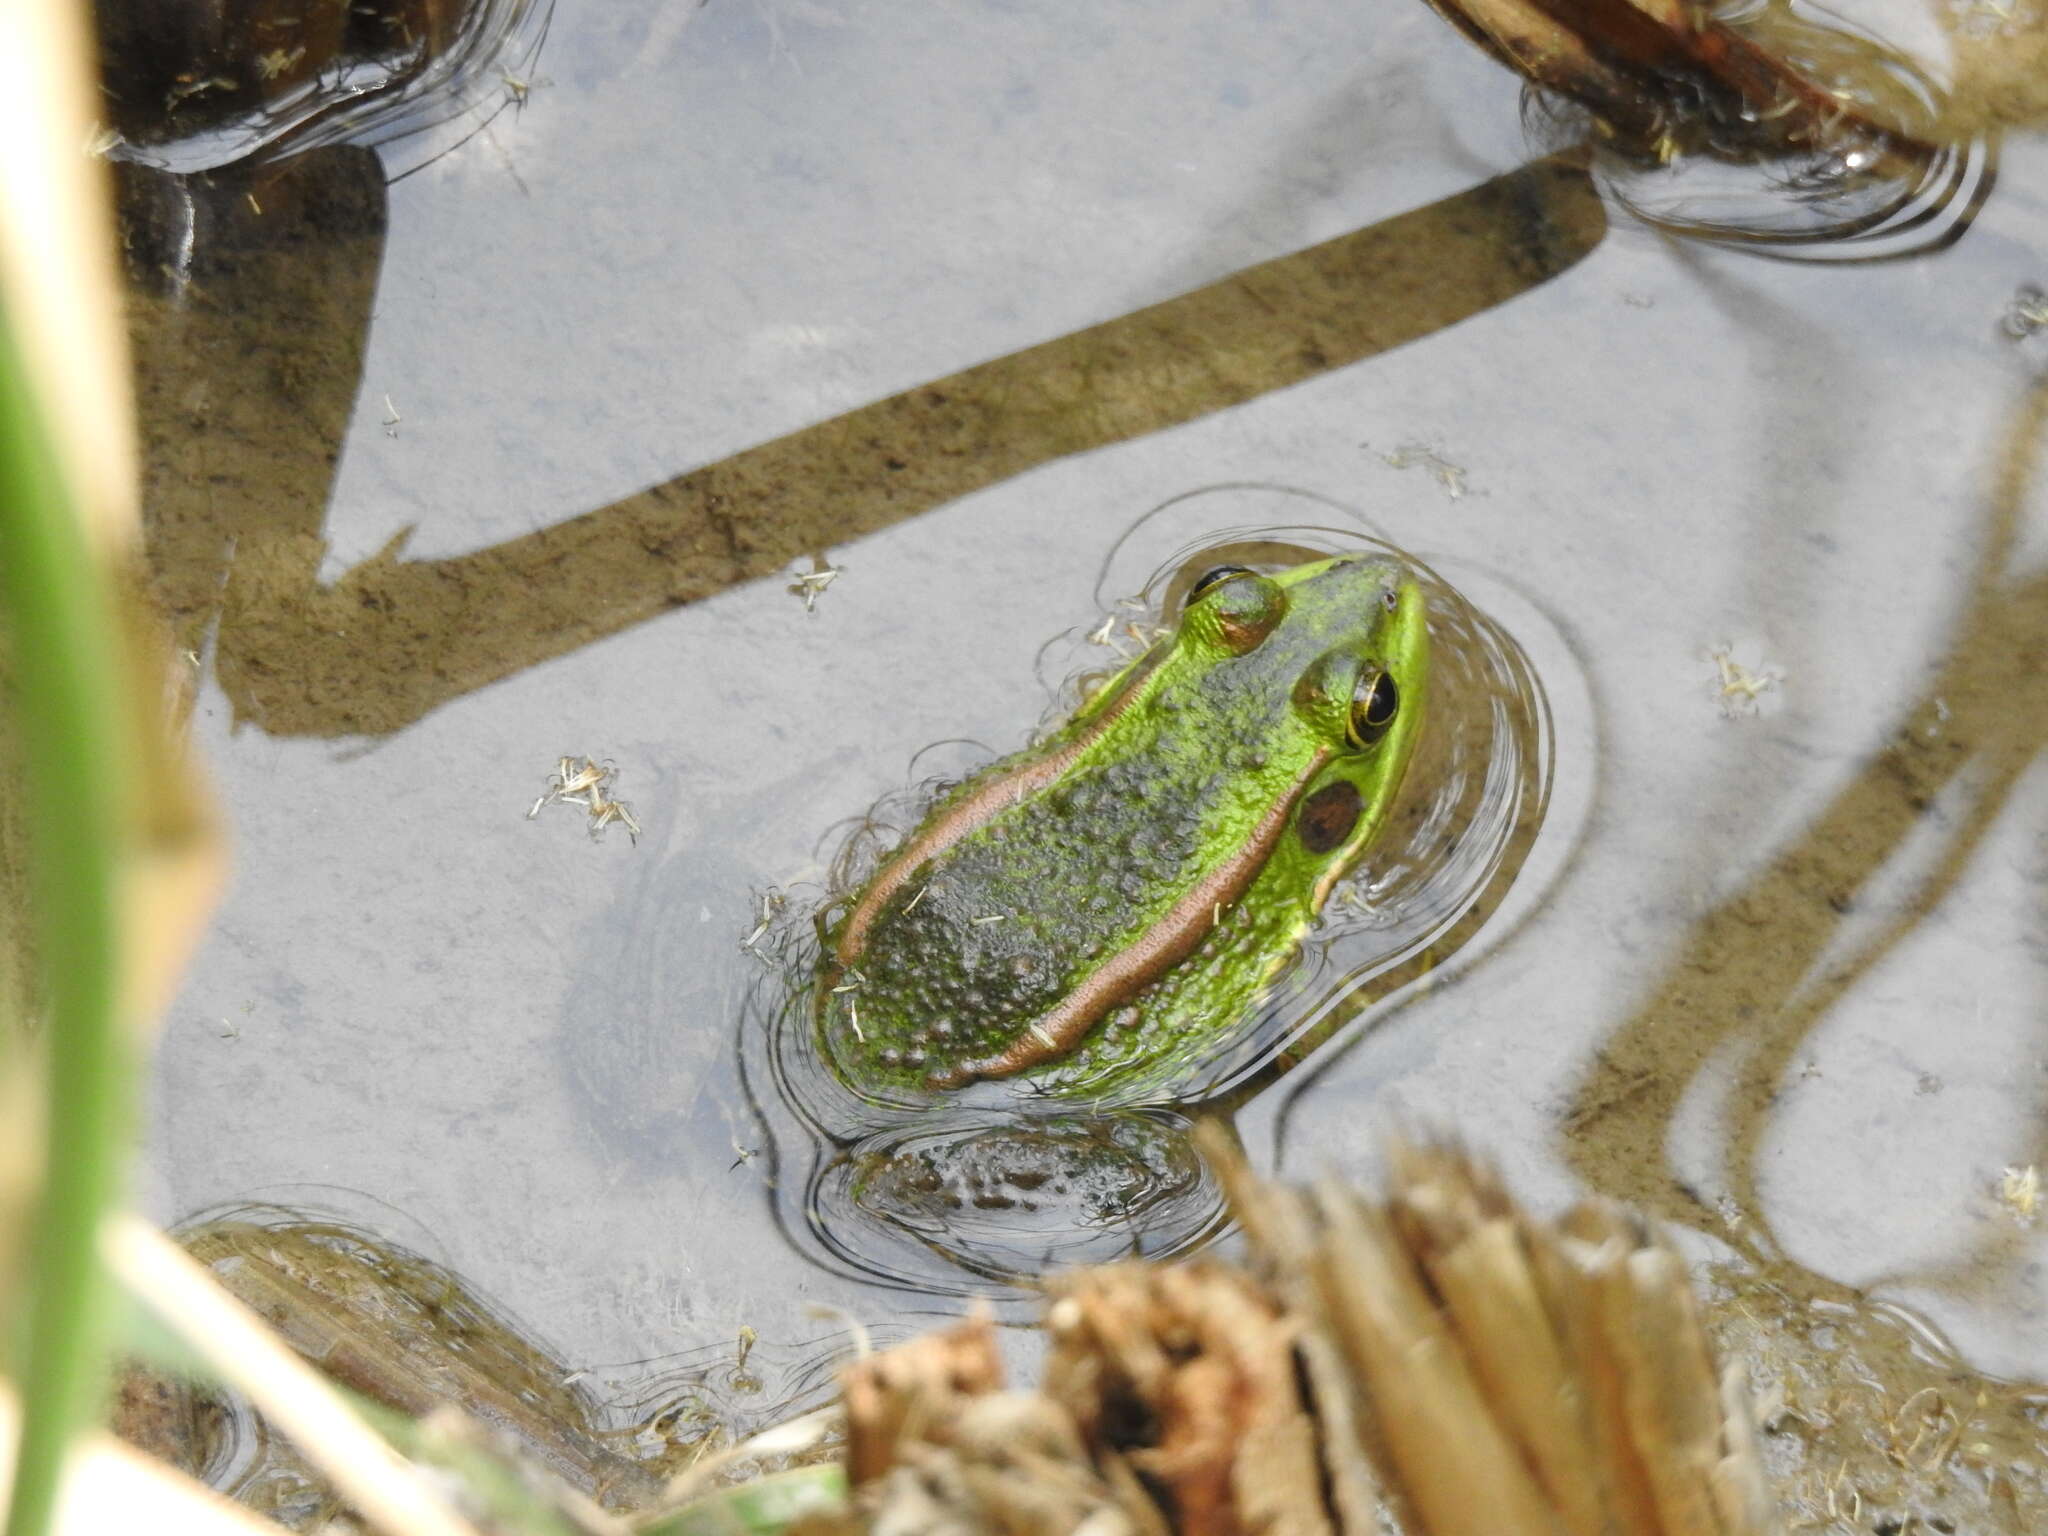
[1310,1185,1569,1536]
[1204,1134,1776,1536]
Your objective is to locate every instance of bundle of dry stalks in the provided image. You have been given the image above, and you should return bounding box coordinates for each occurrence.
[796,1130,1775,1536]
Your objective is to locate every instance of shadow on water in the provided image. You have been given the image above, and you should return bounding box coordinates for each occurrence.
[1561,372,2048,1276]
[124,148,1605,737]
[1558,374,2048,1527]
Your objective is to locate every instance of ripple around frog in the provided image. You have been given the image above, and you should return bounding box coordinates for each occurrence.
[739,487,1585,1298]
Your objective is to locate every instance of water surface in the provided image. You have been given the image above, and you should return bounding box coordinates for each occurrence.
[131,0,2048,1508]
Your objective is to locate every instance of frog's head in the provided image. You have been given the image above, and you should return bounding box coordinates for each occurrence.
[1166,555,1429,913]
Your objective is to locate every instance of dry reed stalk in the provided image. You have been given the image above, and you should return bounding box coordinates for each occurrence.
[1531,1228,1669,1533]
[1222,1137,1778,1536]
[0,0,137,554]
[784,1134,1777,1536]
[839,1312,1003,1488]
[1307,1184,1569,1536]
[1046,1263,1333,1536]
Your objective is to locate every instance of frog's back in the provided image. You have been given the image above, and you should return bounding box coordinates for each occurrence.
[819,557,1424,1099]
[839,700,1286,1085]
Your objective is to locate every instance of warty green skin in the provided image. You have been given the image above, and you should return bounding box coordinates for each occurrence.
[818,556,1429,1101]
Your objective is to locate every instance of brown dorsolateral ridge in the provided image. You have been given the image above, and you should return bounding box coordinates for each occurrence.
[925,750,1330,1089]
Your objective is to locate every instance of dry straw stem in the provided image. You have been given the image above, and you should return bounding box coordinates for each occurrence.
[1558,1202,1780,1536]
[102,1215,486,1536]
[1712,1366,1775,1536]
[1400,1210,1604,1536]
[115,588,228,1035]
[1607,1246,1731,1535]
[826,1312,1143,1536]
[1529,1227,1668,1533]
[1383,1142,1605,1532]
[921,1392,1143,1536]
[1189,1123,1394,1534]
[839,1310,1003,1488]
[0,0,137,555]
[1309,1182,1568,1536]
[0,1382,281,1536]
[1207,1131,1776,1536]
[1287,1327,1390,1535]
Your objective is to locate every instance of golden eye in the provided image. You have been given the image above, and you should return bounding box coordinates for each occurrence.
[1187,564,1255,602]
[1347,670,1399,748]
[1185,568,1286,655]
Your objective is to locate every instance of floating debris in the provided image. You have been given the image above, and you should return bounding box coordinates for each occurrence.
[1998,1163,2040,1224]
[502,69,552,109]
[527,754,640,845]
[787,559,845,614]
[587,792,642,844]
[252,46,307,83]
[2002,283,2048,340]
[1379,440,1470,500]
[741,888,789,952]
[1084,595,1169,659]
[1707,641,1786,720]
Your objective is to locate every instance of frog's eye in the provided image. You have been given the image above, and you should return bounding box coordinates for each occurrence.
[1185,568,1285,654]
[1187,564,1254,601]
[1347,670,1399,749]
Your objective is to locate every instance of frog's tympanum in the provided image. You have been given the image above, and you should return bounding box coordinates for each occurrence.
[818,557,1428,1100]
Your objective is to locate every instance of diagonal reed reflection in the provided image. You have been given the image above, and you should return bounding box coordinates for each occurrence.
[127,151,1605,738]
[1562,375,2048,1299]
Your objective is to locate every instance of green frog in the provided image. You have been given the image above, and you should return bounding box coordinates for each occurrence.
[817,555,1428,1100]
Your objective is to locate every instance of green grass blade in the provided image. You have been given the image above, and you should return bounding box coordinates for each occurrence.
[0,300,131,1536]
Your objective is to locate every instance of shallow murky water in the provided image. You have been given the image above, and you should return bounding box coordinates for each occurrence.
[125,0,2048,1521]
